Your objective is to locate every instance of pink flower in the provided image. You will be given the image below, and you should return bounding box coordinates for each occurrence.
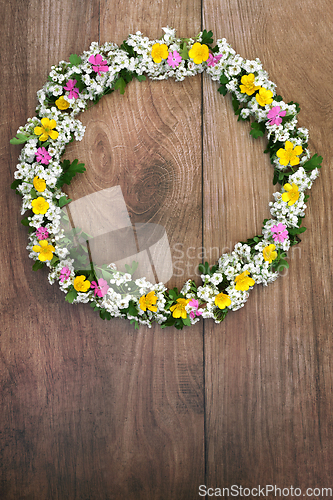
[36,226,49,240]
[88,54,109,75]
[64,79,79,99]
[60,266,71,282]
[167,51,182,68]
[267,106,286,126]
[188,299,203,319]
[36,147,51,165]
[271,223,288,242]
[91,278,109,298]
[207,53,222,67]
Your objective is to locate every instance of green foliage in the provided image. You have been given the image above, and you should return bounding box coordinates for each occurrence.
[161,315,191,330]
[69,54,82,67]
[270,250,289,272]
[287,100,300,114]
[125,261,139,275]
[58,196,72,208]
[135,74,146,82]
[11,179,22,190]
[214,307,229,323]
[99,309,111,320]
[65,288,78,303]
[120,40,136,58]
[130,319,140,330]
[179,42,189,60]
[114,77,126,94]
[69,73,86,92]
[50,255,60,267]
[10,133,34,145]
[32,260,44,271]
[231,94,241,115]
[201,29,214,46]
[273,168,292,186]
[218,74,229,96]
[250,121,265,139]
[56,158,86,188]
[198,261,218,276]
[21,217,30,226]
[240,234,264,248]
[303,154,323,172]
[30,188,38,199]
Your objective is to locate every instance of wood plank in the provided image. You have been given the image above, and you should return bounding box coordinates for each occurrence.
[1,1,205,499]
[62,2,205,497]
[203,0,333,493]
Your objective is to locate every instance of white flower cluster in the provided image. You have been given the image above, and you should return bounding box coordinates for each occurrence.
[12,29,320,329]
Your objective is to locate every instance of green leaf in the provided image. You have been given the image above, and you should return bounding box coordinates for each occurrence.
[56,159,86,188]
[70,73,86,92]
[303,154,323,172]
[179,42,189,60]
[201,29,214,46]
[218,84,228,96]
[65,289,78,303]
[288,226,306,235]
[100,309,111,320]
[250,121,265,139]
[273,259,289,271]
[21,217,30,226]
[32,260,44,271]
[287,100,300,114]
[182,317,192,327]
[219,74,229,85]
[168,288,179,301]
[124,261,139,275]
[114,77,126,94]
[69,54,82,66]
[120,41,135,58]
[58,196,72,208]
[128,301,138,317]
[11,179,22,190]
[231,94,241,115]
[135,74,146,82]
[10,133,31,145]
[30,188,38,199]
[50,255,60,267]
[130,319,140,330]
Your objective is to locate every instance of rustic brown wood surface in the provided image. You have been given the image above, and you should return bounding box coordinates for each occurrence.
[1,0,333,499]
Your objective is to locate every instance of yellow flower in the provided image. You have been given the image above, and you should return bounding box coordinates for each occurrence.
[263,244,278,263]
[276,141,303,167]
[214,292,231,310]
[239,73,261,96]
[33,176,46,192]
[55,96,70,110]
[31,196,49,214]
[170,298,190,319]
[281,182,300,206]
[188,42,209,64]
[139,291,158,312]
[151,43,168,63]
[255,87,273,106]
[32,240,55,262]
[73,275,91,292]
[235,270,255,291]
[34,117,59,142]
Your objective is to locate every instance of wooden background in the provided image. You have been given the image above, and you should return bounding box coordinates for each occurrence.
[1,0,333,498]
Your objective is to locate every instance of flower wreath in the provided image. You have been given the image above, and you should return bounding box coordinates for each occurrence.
[11,27,322,330]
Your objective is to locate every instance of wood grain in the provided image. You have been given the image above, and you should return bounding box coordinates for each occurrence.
[203,0,333,495]
[1,0,333,498]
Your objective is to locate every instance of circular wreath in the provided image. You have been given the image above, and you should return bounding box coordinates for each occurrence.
[11,27,322,330]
